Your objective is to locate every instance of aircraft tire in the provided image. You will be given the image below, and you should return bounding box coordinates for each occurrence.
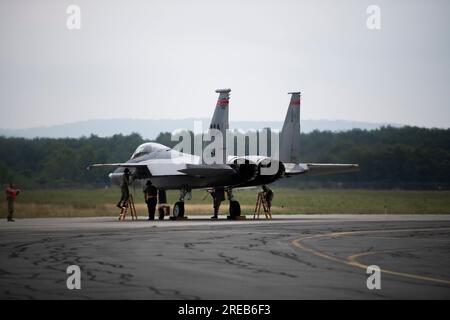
[229,200,241,218]
[173,202,185,219]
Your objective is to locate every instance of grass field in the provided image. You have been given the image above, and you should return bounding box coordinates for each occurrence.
[1,187,450,219]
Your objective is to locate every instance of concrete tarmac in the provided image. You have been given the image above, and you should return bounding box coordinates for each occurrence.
[1,214,450,299]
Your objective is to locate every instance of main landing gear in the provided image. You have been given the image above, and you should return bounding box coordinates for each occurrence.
[226,189,242,220]
[208,188,243,220]
[171,187,244,220]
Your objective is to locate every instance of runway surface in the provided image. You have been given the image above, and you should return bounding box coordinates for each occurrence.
[1,214,450,299]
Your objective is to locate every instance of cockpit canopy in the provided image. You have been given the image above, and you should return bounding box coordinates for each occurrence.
[130,142,169,160]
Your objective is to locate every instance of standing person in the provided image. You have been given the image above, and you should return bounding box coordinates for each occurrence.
[262,185,273,211]
[116,168,131,209]
[143,180,157,220]
[210,188,225,219]
[5,183,21,222]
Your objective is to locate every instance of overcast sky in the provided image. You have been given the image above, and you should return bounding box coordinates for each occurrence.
[0,0,449,129]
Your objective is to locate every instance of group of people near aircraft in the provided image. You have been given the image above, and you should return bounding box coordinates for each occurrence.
[115,168,273,220]
[116,169,167,220]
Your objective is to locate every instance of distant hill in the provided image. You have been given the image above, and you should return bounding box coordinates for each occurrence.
[0,118,401,140]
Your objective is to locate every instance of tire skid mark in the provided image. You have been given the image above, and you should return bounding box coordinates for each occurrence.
[1,231,199,299]
[217,252,297,279]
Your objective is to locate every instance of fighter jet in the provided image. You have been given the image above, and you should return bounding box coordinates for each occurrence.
[88,89,358,219]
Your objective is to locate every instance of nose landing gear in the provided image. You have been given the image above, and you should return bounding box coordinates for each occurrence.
[171,188,191,220]
[173,201,185,219]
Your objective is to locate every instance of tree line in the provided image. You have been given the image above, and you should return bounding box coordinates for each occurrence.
[0,126,449,189]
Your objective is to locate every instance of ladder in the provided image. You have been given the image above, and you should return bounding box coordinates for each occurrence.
[119,193,138,221]
[254,192,272,220]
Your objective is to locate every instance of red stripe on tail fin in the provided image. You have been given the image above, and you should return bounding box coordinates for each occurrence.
[290,98,301,106]
[217,98,229,107]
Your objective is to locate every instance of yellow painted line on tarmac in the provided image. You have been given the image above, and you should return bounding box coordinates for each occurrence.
[291,227,450,286]
[347,250,450,286]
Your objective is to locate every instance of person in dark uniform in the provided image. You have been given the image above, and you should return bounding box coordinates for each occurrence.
[157,188,167,220]
[143,180,158,220]
[262,185,273,210]
[5,183,21,222]
[116,168,130,209]
[210,188,225,219]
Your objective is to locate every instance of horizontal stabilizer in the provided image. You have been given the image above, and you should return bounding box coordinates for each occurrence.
[284,163,359,176]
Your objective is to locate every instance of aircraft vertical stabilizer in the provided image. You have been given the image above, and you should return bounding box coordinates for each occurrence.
[208,89,231,164]
[279,92,301,164]
[209,89,230,135]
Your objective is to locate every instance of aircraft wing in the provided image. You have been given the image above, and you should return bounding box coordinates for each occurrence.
[284,163,359,176]
[177,164,236,177]
[88,162,236,177]
[87,163,148,170]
